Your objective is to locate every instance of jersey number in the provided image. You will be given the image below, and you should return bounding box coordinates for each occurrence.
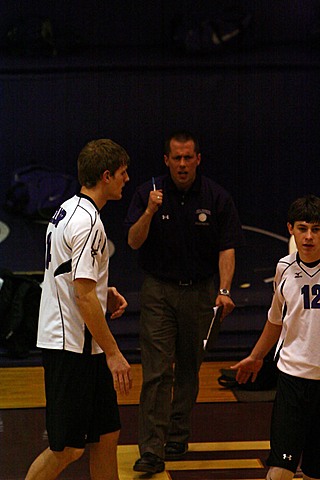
[301,284,320,309]
[45,232,52,270]
[45,207,66,270]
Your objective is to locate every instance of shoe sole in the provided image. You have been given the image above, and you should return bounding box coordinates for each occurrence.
[165,450,188,460]
[133,464,165,473]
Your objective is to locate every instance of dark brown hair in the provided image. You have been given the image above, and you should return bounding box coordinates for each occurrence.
[164,131,200,156]
[288,194,320,225]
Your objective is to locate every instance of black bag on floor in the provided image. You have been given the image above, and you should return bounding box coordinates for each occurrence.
[0,269,42,358]
[218,348,279,391]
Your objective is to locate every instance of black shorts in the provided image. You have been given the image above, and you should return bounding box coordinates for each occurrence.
[267,371,320,478]
[42,349,121,452]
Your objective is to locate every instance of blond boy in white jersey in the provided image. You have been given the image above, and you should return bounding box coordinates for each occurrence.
[232,194,320,480]
[25,139,132,480]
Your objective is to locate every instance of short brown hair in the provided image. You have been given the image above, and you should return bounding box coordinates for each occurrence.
[164,131,200,156]
[78,139,130,188]
[288,194,320,225]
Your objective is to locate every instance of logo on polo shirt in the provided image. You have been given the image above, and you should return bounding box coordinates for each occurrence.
[195,209,211,225]
[198,213,207,222]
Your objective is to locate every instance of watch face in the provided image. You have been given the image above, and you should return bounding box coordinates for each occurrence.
[220,289,230,296]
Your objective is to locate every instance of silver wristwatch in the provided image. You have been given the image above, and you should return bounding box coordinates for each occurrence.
[219,288,230,297]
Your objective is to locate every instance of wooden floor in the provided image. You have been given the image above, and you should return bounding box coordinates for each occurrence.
[0,361,303,480]
[0,360,237,409]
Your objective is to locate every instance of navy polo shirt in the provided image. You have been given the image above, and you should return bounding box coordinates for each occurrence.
[124,173,243,282]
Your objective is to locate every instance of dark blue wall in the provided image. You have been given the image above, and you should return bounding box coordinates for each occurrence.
[0,1,320,293]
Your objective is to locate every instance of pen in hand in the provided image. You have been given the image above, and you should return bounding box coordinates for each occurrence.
[152,176,162,207]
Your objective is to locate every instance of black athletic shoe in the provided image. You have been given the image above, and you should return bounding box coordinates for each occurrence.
[165,442,188,460]
[133,452,165,473]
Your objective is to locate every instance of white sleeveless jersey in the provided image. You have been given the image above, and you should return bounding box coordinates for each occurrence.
[37,195,109,354]
[268,252,320,379]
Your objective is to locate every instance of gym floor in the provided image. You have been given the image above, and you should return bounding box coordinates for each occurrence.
[0,362,303,480]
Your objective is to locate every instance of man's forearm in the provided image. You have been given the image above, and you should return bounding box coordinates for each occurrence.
[218,248,235,290]
[128,209,154,250]
[74,281,120,356]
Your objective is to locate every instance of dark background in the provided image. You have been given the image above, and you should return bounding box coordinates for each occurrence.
[0,0,320,294]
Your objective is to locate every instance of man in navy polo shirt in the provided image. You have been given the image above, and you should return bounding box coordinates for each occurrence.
[125,131,243,474]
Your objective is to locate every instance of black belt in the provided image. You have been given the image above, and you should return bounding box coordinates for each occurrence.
[177,279,195,286]
[155,276,210,287]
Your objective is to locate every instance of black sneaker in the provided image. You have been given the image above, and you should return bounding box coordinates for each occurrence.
[133,452,165,473]
[165,442,188,460]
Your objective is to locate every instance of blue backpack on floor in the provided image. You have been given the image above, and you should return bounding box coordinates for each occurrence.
[5,164,78,220]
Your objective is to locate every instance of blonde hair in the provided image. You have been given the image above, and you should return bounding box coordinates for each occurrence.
[77,139,130,188]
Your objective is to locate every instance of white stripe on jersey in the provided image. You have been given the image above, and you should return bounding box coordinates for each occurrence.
[269,252,320,379]
[37,195,109,354]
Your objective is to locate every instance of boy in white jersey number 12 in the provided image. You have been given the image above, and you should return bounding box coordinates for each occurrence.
[26,139,132,480]
[231,194,320,480]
